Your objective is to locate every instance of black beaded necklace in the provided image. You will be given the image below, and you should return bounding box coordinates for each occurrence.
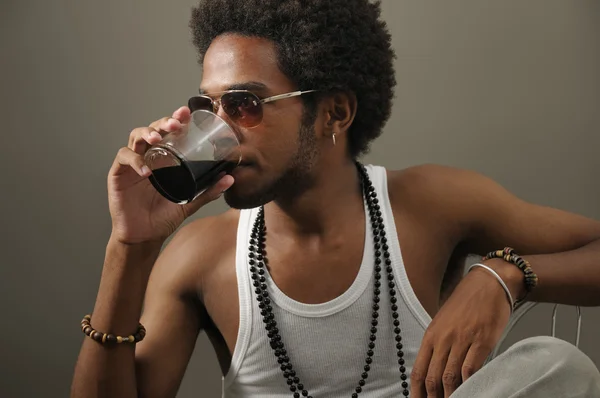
[248,162,409,397]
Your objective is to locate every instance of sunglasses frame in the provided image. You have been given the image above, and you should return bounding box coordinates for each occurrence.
[189,89,317,128]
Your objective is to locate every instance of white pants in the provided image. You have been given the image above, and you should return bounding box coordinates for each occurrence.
[452,336,600,397]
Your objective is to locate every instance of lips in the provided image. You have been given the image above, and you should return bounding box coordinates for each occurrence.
[231,164,252,179]
[235,153,255,169]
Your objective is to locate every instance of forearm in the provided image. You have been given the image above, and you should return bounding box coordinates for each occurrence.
[488,239,600,307]
[524,238,600,306]
[71,237,163,398]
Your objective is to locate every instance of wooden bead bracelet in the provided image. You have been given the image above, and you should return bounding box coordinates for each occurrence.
[484,247,539,292]
[81,315,146,344]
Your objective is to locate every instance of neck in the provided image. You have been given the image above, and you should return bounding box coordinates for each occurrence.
[265,157,365,238]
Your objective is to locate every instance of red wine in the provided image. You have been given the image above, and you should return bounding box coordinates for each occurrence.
[149,159,236,203]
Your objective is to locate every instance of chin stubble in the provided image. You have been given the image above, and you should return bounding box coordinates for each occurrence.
[223,117,319,210]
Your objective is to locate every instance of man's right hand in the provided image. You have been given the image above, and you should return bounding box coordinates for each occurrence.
[107,106,235,245]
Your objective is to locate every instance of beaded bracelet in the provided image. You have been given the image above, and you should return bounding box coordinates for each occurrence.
[81,315,146,344]
[483,247,539,293]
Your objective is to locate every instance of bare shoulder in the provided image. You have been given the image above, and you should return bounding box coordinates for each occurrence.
[149,208,241,299]
[385,163,506,240]
[385,163,496,213]
[386,163,494,200]
[172,208,240,256]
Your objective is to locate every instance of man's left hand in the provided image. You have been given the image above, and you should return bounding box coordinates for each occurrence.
[410,266,514,398]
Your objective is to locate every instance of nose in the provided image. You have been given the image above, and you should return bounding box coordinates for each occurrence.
[213,99,223,115]
[213,100,230,120]
[213,104,244,140]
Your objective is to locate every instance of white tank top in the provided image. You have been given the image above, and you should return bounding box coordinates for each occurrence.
[222,164,432,397]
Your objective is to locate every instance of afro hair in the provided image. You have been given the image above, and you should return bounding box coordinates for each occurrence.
[190,0,396,157]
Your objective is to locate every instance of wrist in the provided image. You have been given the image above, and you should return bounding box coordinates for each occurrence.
[109,228,168,247]
[105,236,164,273]
[483,258,528,302]
[107,234,165,254]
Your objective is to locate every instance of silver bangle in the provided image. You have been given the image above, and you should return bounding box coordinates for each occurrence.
[468,263,514,315]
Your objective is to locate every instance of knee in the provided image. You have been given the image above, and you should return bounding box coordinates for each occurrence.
[515,335,576,353]
[489,336,600,397]
[514,336,584,361]
[512,336,600,379]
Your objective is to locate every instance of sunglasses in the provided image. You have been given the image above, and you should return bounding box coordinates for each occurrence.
[188,89,317,128]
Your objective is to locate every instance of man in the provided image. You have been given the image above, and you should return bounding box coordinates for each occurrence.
[71,1,600,397]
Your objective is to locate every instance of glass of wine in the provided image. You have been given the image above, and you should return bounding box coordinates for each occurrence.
[144,109,241,204]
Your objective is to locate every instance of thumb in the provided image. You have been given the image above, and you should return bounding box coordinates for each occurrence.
[172,106,192,125]
[182,174,235,215]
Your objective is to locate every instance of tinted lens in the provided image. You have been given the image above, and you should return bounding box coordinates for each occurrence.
[220,91,263,127]
[188,96,214,113]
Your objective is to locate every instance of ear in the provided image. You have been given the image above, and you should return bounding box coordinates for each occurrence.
[323,91,357,136]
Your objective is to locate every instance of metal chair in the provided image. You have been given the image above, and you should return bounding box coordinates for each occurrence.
[488,302,582,360]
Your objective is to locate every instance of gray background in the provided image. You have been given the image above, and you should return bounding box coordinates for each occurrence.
[1,1,598,397]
